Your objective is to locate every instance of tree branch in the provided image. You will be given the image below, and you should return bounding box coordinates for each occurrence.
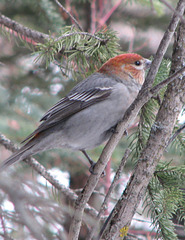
[144,0,185,89]
[69,1,185,239]
[150,66,185,95]
[55,31,108,43]
[0,13,49,43]
[54,0,83,31]
[0,134,98,220]
[88,149,131,240]
[0,13,108,51]
[160,0,185,23]
[97,0,122,29]
[167,123,185,146]
[101,1,185,238]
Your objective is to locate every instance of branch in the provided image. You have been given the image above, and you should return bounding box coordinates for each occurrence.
[160,0,185,23]
[150,66,185,95]
[101,0,185,238]
[98,0,122,29]
[0,134,98,219]
[69,1,185,238]
[55,31,108,43]
[90,0,96,34]
[144,0,185,89]
[167,120,185,146]
[88,149,131,240]
[0,13,49,43]
[54,0,83,31]
[0,13,108,52]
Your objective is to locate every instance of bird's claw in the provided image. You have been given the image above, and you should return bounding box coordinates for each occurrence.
[81,150,105,177]
[124,130,128,136]
[89,162,105,177]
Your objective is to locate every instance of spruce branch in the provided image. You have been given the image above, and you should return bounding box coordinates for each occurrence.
[147,162,185,239]
[0,12,117,76]
[55,31,108,43]
[147,183,179,240]
[0,13,108,44]
[0,13,110,60]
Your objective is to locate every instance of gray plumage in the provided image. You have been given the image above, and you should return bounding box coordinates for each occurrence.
[0,54,151,171]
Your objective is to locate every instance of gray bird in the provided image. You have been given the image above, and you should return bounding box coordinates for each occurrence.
[0,53,151,171]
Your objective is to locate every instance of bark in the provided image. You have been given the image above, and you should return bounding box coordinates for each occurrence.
[69,1,185,239]
[101,6,185,240]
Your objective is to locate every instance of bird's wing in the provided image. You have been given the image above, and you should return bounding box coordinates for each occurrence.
[22,86,112,143]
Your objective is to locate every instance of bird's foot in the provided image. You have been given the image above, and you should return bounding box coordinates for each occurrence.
[89,161,105,177]
[124,129,128,136]
[81,150,105,177]
[110,125,119,134]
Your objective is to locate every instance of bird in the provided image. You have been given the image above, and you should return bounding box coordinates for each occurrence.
[0,53,151,172]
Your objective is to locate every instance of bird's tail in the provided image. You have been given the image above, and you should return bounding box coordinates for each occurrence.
[0,141,35,171]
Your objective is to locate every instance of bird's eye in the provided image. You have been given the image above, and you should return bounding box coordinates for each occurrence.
[135,61,141,66]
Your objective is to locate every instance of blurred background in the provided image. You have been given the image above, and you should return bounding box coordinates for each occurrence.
[0,0,184,239]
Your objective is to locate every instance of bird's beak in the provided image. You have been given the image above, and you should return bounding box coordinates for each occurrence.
[144,59,152,70]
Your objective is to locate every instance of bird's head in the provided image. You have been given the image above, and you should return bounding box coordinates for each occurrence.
[98,53,151,85]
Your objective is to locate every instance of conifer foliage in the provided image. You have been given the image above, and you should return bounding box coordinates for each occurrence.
[0,0,185,239]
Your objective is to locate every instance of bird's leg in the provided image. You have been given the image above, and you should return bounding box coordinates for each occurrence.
[81,150,94,166]
[81,150,96,174]
[81,150,106,177]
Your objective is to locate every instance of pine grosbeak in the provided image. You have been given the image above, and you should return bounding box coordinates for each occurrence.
[0,53,151,171]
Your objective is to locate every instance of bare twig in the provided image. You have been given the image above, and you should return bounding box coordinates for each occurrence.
[0,134,99,220]
[161,0,176,11]
[69,1,185,238]
[97,0,122,29]
[88,149,131,240]
[54,0,83,31]
[91,0,96,34]
[167,123,185,146]
[160,0,185,23]
[150,66,185,95]
[144,0,185,89]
